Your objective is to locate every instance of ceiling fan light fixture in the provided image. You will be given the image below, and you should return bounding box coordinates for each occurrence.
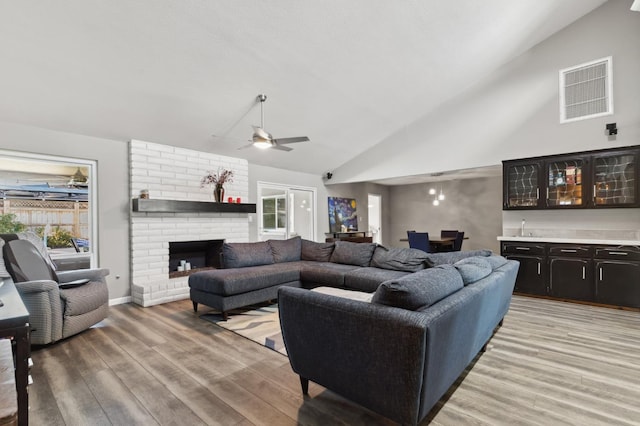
[253,140,272,149]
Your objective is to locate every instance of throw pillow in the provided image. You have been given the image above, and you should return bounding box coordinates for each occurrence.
[453,256,492,285]
[330,241,377,267]
[371,245,428,272]
[268,236,302,263]
[425,249,492,267]
[301,239,335,262]
[371,264,463,311]
[222,241,274,268]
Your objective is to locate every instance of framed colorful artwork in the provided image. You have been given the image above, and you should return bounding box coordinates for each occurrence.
[328,197,358,233]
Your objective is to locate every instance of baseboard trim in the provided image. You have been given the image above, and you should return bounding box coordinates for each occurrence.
[109,296,132,306]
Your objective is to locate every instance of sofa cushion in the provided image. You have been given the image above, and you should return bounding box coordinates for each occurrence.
[371,246,428,272]
[312,286,374,302]
[330,241,377,267]
[301,239,335,262]
[453,257,493,285]
[298,261,360,287]
[484,255,509,270]
[344,267,410,293]
[371,264,464,311]
[222,241,274,268]
[424,249,492,267]
[268,236,301,263]
[189,263,301,296]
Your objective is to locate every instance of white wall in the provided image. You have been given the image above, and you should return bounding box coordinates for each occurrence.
[0,121,131,301]
[330,0,640,184]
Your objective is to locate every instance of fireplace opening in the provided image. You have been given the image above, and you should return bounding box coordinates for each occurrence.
[168,239,224,277]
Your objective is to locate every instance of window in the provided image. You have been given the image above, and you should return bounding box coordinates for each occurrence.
[262,195,287,231]
[559,56,613,123]
[0,150,97,268]
[257,182,316,241]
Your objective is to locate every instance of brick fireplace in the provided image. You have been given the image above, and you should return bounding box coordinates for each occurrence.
[129,140,250,306]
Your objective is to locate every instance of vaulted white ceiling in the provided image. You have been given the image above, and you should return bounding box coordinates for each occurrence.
[0,0,607,183]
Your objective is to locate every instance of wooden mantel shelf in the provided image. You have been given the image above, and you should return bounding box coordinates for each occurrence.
[131,198,256,214]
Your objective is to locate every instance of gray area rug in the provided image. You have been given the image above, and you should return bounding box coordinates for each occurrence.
[198,288,371,356]
[199,302,287,355]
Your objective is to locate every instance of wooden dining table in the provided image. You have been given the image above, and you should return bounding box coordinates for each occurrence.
[427,237,456,250]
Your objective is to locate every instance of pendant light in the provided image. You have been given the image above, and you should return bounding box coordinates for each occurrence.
[429,186,445,206]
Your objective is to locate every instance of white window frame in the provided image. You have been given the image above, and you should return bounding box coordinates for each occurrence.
[257,181,317,241]
[0,149,98,267]
[261,194,287,232]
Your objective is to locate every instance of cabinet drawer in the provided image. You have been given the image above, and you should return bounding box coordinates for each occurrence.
[594,247,640,261]
[502,243,546,255]
[548,245,592,257]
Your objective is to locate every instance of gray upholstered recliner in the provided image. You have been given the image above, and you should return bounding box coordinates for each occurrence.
[1,236,109,345]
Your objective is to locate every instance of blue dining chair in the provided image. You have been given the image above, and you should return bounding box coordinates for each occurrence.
[452,231,465,251]
[407,231,431,253]
[440,230,458,239]
[439,230,458,252]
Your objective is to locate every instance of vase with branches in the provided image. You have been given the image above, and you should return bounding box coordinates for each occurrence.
[201,168,234,202]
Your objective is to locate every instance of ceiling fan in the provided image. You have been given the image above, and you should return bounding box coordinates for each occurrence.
[239,94,310,152]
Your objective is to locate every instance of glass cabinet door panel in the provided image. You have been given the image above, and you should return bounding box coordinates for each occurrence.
[547,159,583,206]
[593,154,636,206]
[506,163,539,207]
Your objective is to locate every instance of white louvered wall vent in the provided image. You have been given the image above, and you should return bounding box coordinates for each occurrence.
[559,56,613,123]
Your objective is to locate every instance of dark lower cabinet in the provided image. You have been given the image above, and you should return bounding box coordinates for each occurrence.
[549,257,593,301]
[502,241,640,309]
[506,255,547,295]
[595,260,640,308]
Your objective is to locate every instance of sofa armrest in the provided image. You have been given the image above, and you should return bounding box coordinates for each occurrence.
[278,286,429,425]
[14,279,59,294]
[56,268,109,284]
[13,279,64,344]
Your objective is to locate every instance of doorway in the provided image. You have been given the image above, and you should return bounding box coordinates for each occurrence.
[368,193,382,245]
[257,182,316,241]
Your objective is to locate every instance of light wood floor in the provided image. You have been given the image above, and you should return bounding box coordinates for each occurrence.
[29,296,640,425]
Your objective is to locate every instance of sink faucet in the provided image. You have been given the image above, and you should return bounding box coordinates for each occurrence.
[521,219,526,237]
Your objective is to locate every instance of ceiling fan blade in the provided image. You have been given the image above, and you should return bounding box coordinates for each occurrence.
[274,136,310,145]
[271,144,293,152]
[237,142,255,150]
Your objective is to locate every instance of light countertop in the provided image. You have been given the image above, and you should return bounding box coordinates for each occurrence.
[497,236,640,246]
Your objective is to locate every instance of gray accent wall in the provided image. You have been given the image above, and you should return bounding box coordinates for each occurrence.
[388,176,503,253]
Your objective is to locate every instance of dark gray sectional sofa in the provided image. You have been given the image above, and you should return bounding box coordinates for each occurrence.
[279,252,519,425]
[188,236,439,318]
[189,236,519,425]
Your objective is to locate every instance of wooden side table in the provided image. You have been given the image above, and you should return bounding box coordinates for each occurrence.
[0,282,30,426]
